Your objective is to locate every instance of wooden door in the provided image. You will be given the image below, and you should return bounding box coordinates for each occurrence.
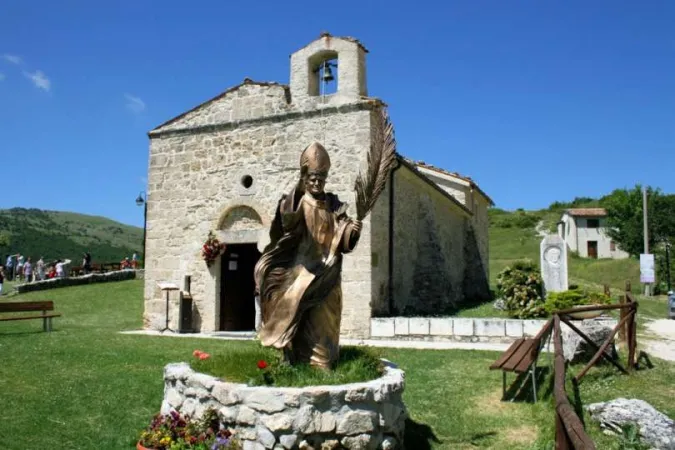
[587,241,598,259]
[219,244,260,331]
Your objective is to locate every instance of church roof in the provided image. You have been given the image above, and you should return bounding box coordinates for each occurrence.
[406,159,494,205]
[291,31,369,55]
[149,78,289,133]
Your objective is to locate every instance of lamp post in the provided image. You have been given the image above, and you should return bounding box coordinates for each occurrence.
[136,191,147,267]
[665,240,672,293]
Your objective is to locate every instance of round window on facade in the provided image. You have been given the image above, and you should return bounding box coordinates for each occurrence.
[241,175,253,189]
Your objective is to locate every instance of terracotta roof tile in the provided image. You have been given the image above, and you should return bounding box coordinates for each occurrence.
[566,208,607,217]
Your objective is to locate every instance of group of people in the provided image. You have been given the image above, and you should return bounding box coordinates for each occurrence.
[2,254,71,284]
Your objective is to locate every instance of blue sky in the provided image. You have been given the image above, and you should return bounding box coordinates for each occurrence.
[1,1,673,228]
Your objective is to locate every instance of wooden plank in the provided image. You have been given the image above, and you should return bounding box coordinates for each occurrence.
[557,403,596,449]
[574,311,632,384]
[0,313,61,322]
[560,316,628,375]
[619,295,627,342]
[502,339,537,372]
[513,340,540,373]
[0,301,55,313]
[628,305,637,371]
[556,303,629,315]
[489,338,525,370]
[553,315,597,449]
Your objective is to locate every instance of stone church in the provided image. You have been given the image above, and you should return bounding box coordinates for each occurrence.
[143,33,492,338]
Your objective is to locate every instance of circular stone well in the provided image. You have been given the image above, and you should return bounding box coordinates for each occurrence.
[160,360,407,449]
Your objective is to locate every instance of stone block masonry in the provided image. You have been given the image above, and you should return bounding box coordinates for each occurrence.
[370,317,618,344]
[15,270,140,294]
[161,361,407,449]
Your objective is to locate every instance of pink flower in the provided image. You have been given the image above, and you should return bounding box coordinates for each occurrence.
[193,350,203,357]
[199,353,211,360]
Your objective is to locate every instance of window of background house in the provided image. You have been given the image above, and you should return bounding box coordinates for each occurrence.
[587,219,599,228]
[610,241,616,251]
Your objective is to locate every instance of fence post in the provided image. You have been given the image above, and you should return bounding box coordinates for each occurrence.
[619,295,627,343]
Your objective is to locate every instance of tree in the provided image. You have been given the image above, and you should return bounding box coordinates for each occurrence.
[601,185,675,257]
[0,231,10,249]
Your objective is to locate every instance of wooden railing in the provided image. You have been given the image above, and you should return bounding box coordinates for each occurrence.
[553,314,596,449]
[551,281,640,448]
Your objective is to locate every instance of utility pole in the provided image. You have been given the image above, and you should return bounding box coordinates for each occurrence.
[643,186,651,296]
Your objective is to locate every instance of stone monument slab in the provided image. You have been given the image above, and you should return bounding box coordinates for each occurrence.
[540,234,568,295]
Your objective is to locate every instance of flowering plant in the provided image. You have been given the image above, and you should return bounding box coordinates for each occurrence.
[193,349,211,361]
[248,359,273,386]
[138,409,240,449]
[201,231,226,267]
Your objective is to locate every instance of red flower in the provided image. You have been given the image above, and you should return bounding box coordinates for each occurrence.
[198,352,211,360]
[257,360,268,370]
[193,349,203,357]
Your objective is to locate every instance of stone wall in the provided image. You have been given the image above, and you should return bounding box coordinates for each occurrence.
[390,166,472,315]
[161,361,406,449]
[144,81,382,337]
[370,317,618,344]
[15,270,139,293]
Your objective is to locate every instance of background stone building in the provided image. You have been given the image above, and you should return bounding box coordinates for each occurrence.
[143,33,492,338]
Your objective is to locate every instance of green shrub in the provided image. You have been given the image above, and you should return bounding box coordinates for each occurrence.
[496,259,546,318]
[543,287,612,314]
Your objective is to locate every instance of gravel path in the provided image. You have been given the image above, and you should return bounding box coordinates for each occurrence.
[643,319,675,362]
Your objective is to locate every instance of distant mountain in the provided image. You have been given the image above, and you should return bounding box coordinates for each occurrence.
[0,208,143,265]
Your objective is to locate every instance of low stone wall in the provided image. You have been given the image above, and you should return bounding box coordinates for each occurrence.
[371,317,618,343]
[15,270,140,293]
[161,361,407,449]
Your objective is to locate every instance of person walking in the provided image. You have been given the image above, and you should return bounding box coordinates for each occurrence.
[0,264,5,295]
[5,255,13,282]
[16,254,24,281]
[36,256,45,281]
[82,252,92,275]
[23,257,33,283]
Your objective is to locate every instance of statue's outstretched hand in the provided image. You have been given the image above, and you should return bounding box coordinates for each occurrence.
[352,220,362,234]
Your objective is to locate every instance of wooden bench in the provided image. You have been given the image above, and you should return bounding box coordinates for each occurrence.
[490,319,553,402]
[0,301,61,331]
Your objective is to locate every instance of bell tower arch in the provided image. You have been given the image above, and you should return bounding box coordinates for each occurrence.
[290,32,368,102]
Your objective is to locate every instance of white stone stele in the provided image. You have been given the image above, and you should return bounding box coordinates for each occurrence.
[540,234,568,295]
[161,360,407,450]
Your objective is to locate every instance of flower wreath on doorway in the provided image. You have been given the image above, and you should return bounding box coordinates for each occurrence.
[201,231,226,267]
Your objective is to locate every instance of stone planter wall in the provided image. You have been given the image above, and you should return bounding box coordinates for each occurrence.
[161,361,407,450]
[15,269,140,293]
[371,317,618,343]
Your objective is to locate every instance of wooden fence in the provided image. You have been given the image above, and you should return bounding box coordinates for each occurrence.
[551,282,639,448]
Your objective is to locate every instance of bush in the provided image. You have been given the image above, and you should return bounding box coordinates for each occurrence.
[543,287,612,314]
[496,259,546,318]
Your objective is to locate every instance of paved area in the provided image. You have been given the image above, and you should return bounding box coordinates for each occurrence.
[642,319,675,362]
[120,329,515,352]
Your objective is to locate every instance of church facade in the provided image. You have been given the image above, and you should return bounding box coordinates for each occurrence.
[143,34,492,338]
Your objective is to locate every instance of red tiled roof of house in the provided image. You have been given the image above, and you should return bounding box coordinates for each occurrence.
[566,208,607,217]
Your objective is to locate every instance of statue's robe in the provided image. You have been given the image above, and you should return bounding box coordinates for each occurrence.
[254,186,360,369]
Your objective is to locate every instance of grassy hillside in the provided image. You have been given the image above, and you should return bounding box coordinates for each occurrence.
[0,208,142,264]
[488,206,642,293]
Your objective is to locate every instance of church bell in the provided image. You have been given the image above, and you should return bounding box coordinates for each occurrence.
[322,62,335,82]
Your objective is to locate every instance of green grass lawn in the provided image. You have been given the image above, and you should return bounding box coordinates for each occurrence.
[1,280,674,449]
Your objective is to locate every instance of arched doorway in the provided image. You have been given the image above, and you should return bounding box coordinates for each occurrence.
[217,205,264,331]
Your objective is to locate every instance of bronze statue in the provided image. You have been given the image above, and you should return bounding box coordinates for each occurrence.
[254,110,396,369]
